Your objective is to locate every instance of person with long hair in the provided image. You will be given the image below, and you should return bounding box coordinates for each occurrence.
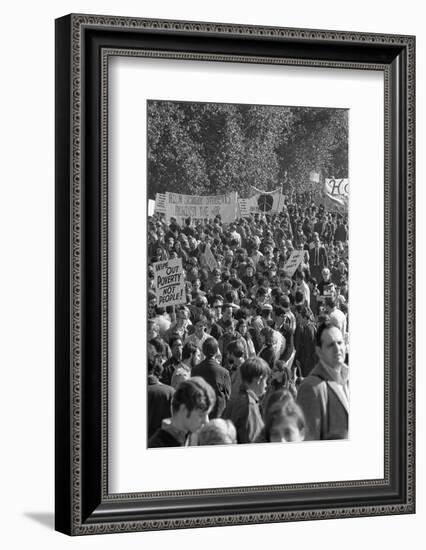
[257,389,305,443]
[236,318,256,357]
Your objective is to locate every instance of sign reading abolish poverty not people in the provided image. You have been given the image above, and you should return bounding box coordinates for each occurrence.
[164,191,238,224]
[153,258,186,307]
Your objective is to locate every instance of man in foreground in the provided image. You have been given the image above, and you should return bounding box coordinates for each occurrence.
[148,377,216,447]
[296,322,349,440]
[223,357,271,443]
[191,338,231,418]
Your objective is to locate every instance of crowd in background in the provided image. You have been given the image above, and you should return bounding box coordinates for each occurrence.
[147,192,349,447]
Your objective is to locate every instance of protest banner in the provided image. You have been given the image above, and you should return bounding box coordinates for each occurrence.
[283,250,305,277]
[201,243,219,272]
[323,178,349,211]
[324,178,349,197]
[154,192,166,214]
[152,258,186,307]
[238,187,284,216]
[163,191,237,224]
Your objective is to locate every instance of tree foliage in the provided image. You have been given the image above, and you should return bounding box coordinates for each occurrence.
[147,100,348,198]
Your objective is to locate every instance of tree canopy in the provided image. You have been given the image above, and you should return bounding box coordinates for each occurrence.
[147,100,348,198]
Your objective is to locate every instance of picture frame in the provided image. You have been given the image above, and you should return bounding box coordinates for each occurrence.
[55,13,415,535]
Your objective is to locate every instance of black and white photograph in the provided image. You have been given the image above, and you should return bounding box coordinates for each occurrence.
[146,100,349,448]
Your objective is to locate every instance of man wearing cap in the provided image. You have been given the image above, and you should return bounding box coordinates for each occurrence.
[297,322,349,440]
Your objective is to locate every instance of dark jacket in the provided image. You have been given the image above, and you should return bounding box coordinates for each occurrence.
[147,375,175,439]
[297,362,349,440]
[309,246,328,280]
[223,387,264,444]
[160,356,181,386]
[296,321,317,377]
[192,357,231,418]
[148,428,181,448]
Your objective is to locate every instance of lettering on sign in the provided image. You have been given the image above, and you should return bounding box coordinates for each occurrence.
[164,192,237,224]
[283,250,305,277]
[152,258,186,307]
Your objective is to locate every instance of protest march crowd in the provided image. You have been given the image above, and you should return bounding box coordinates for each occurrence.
[147,191,349,448]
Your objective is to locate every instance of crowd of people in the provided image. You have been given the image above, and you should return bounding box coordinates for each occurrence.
[147,191,349,447]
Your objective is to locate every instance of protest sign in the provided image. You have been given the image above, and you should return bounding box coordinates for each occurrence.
[154,192,166,214]
[238,187,284,216]
[152,258,186,307]
[148,199,156,216]
[283,250,305,277]
[201,243,219,271]
[309,171,320,183]
[164,192,237,224]
[323,178,349,211]
[324,178,349,197]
